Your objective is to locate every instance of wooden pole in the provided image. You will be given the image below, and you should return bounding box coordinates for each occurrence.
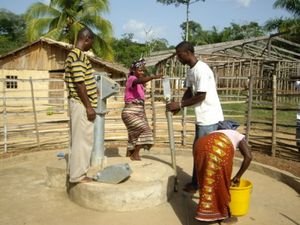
[3,78,7,153]
[29,77,40,149]
[181,65,188,146]
[151,79,156,140]
[268,38,272,58]
[238,61,242,100]
[272,64,277,157]
[259,61,264,102]
[246,60,253,142]
[231,61,235,96]
[226,60,229,95]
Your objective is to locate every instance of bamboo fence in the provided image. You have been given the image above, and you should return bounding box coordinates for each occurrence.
[1,62,300,162]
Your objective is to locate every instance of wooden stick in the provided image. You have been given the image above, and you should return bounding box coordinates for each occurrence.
[29,77,40,150]
[246,60,253,142]
[271,64,277,157]
[2,78,7,153]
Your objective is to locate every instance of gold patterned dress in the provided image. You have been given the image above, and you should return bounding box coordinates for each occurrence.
[194,132,234,222]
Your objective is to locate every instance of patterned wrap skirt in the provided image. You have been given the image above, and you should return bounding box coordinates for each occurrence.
[121,104,154,151]
[194,132,234,222]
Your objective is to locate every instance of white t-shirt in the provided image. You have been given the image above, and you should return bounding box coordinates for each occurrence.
[185,60,224,125]
[211,130,245,150]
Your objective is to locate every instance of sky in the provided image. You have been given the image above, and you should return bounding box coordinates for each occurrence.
[0,0,291,46]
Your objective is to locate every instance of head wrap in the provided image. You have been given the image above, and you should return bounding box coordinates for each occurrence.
[130,58,146,70]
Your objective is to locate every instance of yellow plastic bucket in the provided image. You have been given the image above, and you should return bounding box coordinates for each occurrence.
[229,179,253,216]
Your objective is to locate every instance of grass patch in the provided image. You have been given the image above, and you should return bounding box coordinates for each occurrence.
[184,101,297,126]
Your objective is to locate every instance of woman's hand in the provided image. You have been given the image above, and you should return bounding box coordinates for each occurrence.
[231,176,240,187]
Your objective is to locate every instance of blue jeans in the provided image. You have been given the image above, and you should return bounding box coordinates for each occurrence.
[191,123,219,188]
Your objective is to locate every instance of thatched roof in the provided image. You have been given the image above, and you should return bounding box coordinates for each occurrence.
[145,35,300,67]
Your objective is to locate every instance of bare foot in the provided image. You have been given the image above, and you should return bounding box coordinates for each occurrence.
[130,146,141,160]
[76,176,93,183]
[130,154,141,161]
[126,150,134,157]
[220,217,238,224]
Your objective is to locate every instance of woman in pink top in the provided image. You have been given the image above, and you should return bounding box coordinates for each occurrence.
[193,129,252,224]
[121,59,162,160]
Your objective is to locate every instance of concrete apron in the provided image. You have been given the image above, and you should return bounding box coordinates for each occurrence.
[46,157,176,212]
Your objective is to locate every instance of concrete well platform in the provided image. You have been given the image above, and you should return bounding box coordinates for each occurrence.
[46,156,175,212]
[1,150,300,225]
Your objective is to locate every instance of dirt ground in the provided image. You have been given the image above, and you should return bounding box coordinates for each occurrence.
[236,151,300,178]
[0,149,299,225]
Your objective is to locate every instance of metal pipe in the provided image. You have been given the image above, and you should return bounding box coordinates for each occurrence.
[91,75,106,168]
[91,73,120,168]
[163,77,178,191]
[91,99,106,167]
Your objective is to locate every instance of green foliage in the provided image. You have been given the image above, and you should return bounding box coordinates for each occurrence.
[0,9,26,55]
[0,9,25,39]
[221,22,266,40]
[264,0,300,42]
[24,0,113,59]
[222,102,296,126]
[111,34,147,68]
[180,20,266,46]
[145,38,169,54]
[273,0,300,16]
[185,99,296,127]
[111,34,170,68]
[180,21,205,44]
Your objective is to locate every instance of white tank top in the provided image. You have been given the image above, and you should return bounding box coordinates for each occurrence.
[211,130,245,150]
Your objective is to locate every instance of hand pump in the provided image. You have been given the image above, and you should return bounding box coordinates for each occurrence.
[91,73,120,168]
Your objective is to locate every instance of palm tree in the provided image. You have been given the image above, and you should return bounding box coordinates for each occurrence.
[25,0,113,59]
[274,0,300,16]
[265,0,300,36]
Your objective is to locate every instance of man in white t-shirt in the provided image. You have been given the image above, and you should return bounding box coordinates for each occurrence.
[166,41,224,193]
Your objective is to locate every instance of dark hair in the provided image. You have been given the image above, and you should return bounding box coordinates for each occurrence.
[77,27,94,40]
[175,41,194,54]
